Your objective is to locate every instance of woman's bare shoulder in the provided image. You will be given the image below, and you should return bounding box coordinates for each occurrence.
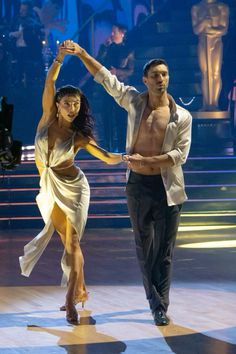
[74,133,94,150]
[37,112,56,131]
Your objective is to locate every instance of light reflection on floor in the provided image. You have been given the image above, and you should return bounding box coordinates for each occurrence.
[0,227,235,353]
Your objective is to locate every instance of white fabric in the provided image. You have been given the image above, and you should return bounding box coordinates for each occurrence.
[94,66,192,206]
[19,124,90,281]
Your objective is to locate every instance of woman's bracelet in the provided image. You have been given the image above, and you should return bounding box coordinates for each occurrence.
[54,58,63,65]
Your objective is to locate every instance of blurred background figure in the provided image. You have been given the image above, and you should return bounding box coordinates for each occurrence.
[96,23,134,84]
[100,23,134,152]
[191,0,229,111]
[9,0,44,87]
[81,23,134,152]
[97,23,134,152]
[33,0,65,43]
[0,39,11,94]
[33,0,66,72]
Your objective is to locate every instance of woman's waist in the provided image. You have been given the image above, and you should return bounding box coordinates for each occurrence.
[35,158,80,178]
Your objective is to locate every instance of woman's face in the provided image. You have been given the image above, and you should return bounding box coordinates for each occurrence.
[56,94,81,123]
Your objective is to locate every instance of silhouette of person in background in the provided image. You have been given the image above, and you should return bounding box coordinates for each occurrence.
[80,23,134,152]
[33,0,66,39]
[0,40,11,93]
[9,0,44,86]
[96,23,134,152]
[96,23,134,84]
[191,0,229,111]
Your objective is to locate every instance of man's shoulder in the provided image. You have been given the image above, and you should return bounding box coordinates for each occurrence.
[176,104,192,119]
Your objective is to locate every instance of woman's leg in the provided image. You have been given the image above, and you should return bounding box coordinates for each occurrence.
[64,218,87,307]
[51,203,88,306]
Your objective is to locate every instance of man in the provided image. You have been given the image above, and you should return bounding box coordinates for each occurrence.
[96,23,134,84]
[80,23,134,152]
[191,0,229,111]
[96,23,134,152]
[9,0,44,86]
[65,40,192,326]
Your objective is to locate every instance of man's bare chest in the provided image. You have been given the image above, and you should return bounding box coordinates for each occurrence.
[140,107,170,135]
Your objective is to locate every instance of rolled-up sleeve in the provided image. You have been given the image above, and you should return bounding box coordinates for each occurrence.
[94,66,137,110]
[167,112,192,166]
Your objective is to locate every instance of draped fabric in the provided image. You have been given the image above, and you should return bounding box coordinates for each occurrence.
[19,124,90,283]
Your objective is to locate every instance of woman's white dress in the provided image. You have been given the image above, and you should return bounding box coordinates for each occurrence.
[19,124,90,284]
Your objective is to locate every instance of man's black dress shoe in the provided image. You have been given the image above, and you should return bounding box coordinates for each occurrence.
[152,308,169,326]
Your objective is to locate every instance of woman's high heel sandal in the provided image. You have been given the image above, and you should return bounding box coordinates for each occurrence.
[60,294,88,311]
[66,304,79,325]
[60,300,86,312]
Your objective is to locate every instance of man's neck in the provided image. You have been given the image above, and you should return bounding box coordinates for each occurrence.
[148,93,169,110]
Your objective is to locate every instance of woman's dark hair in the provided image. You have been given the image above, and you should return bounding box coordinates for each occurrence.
[55,85,95,139]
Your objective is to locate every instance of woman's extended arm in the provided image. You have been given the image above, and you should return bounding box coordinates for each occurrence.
[37,44,68,131]
[77,136,123,165]
[86,142,123,165]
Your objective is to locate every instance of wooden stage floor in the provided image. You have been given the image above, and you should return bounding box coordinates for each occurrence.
[0,226,236,354]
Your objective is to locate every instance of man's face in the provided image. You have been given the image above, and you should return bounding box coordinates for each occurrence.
[20,4,29,17]
[143,64,169,95]
[111,26,125,44]
[204,0,216,3]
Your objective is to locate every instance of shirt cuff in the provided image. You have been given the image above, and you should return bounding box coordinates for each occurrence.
[166,151,180,166]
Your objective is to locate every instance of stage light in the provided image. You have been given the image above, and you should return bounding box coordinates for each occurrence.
[178,240,236,248]
[178,225,236,232]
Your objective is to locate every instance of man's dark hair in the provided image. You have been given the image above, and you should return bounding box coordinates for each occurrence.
[21,1,32,9]
[113,22,128,34]
[143,59,168,77]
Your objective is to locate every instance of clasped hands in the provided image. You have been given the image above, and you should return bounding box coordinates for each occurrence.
[58,39,83,56]
[123,153,145,170]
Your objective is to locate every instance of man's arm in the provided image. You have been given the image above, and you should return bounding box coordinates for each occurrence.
[124,112,192,170]
[123,153,174,171]
[63,40,138,110]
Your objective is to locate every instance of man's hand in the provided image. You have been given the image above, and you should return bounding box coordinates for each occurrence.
[60,39,103,79]
[9,31,21,38]
[61,40,84,56]
[123,153,146,170]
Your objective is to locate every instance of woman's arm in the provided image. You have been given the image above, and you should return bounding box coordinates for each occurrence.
[37,44,68,131]
[78,136,123,165]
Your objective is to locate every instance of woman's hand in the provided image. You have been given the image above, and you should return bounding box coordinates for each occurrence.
[55,43,68,62]
[60,39,102,76]
[123,153,146,170]
[61,40,84,56]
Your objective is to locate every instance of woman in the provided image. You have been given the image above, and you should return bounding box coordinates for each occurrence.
[19,42,123,325]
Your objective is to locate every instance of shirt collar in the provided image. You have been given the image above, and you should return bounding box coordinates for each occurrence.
[140,92,178,123]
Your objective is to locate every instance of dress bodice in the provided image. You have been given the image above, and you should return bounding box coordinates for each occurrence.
[35,124,75,169]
